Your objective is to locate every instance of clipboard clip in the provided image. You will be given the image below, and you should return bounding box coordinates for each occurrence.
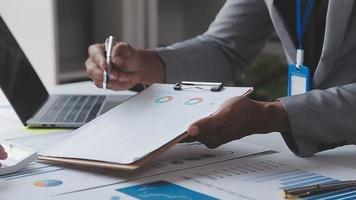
[174,81,224,92]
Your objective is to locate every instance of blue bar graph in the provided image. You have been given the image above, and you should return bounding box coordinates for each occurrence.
[117,180,217,200]
[280,172,317,182]
[253,169,307,182]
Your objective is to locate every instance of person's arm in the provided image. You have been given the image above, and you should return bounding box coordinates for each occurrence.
[279,83,356,157]
[185,82,356,158]
[85,0,275,90]
[156,0,275,83]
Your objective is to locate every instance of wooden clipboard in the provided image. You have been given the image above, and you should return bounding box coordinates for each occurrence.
[38,86,254,171]
[38,132,189,170]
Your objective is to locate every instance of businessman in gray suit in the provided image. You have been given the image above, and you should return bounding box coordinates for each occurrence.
[85,0,356,157]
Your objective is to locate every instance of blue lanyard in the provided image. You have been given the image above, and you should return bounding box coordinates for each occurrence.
[296,0,315,50]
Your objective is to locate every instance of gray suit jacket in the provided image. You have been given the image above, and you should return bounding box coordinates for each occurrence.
[156,0,356,157]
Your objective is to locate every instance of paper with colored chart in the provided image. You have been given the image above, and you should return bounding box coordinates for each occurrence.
[41,84,253,165]
[50,152,356,200]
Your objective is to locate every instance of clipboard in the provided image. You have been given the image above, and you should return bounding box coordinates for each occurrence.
[38,132,189,170]
[38,83,253,171]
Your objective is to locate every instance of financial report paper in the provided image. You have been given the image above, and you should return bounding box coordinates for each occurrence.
[50,152,356,200]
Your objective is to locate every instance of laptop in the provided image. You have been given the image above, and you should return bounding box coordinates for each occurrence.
[0,16,132,128]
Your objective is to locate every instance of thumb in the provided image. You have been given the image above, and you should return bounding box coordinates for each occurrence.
[188,116,214,137]
[0,145,7,160]
[88,44,108,71]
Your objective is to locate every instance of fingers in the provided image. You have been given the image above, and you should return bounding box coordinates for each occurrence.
[186,116,222,148]
[187,115,216,137]
[86,42,141,91]
[108,72,140,91]
[88,44,107,71]
[198,136,225,149]
[86,44,106,89]
[86,58,103,81]
[183,116,214,144]
[0,145,7,160]
[184,97,257,149]
[180,136,197,143]
[90,70,140,91]
[182,134,225,149]
[185,113,238,149]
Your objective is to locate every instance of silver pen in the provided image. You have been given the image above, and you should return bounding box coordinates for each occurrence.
[103,36,116,90]
[283,180,356,199]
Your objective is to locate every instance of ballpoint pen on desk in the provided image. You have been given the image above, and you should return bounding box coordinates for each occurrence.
[282,180,356,199]
[103,35,116,90]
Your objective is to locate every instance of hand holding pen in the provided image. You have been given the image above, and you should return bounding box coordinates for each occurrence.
[86,37,164,91]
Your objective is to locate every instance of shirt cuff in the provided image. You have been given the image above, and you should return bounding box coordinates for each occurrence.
[155,47,187,84]
[278,95,322,157]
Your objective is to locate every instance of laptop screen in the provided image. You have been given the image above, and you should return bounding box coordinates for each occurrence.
[0,16,48,125]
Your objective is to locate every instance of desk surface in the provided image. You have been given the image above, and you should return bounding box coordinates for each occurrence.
[1,81,356,200]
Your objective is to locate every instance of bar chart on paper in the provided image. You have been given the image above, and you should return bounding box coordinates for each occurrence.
[117,180,218,200]
[46,152,356,200]
[251,169,356,200]
[158,153,356,200]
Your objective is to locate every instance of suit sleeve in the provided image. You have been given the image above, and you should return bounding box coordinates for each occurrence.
[279,83,356,157]
[155,0,275,83]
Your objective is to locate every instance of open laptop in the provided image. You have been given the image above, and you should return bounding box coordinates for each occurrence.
[0,16,132,128]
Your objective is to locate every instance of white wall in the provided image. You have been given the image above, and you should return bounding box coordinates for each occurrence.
[0,0,58,87]
[121,0,158,49]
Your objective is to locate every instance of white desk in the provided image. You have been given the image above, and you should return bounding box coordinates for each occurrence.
[1,81,356,200]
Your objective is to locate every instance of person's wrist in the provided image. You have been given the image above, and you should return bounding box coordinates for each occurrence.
[261,101,290,133]
[138,49,165,84]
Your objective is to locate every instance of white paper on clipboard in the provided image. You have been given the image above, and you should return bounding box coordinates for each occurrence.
[40,84,253,167]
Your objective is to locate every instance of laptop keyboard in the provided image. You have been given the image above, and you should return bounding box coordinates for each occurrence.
[39,95,105,123]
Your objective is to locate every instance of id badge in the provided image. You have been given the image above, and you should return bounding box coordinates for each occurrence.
[288,64,310,96]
